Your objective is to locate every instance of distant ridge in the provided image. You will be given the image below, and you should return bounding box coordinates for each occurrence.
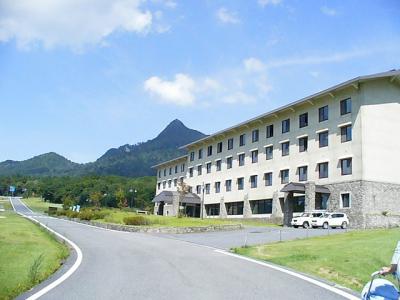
[0,119,206,177]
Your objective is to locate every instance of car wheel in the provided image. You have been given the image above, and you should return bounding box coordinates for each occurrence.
[341,221,347,229]
[303,222,309,229]
[323,222,329,229]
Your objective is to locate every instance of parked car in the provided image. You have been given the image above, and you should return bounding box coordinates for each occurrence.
[291,212,324,228]
[311,212,349,229]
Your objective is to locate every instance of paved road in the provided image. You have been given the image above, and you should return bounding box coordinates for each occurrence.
[11,198,356,300]
[157,225,346,250]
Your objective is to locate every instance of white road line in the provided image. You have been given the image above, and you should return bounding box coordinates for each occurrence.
[11,198,83,300]
[214,249,359,300]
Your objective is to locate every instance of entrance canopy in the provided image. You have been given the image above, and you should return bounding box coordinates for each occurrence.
[152,191,201,204]
[280,182,330,194]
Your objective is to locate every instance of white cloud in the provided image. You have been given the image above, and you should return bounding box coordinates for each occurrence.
[216,7,240,24]
[258,0,282,7]
[244,57,266,72]
[0,0,153,50]
[321,6,337,16]
[144,74,196,106]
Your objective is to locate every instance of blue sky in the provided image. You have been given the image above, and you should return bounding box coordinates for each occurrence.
[0,0,399,163]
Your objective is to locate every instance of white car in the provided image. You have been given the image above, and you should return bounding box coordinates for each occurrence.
[311,212,349,229]
[291,212,324,228]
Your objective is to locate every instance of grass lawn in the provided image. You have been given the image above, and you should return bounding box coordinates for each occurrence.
[0,211,69,300]
[93,208,278,227]
[22,197,62,213]
[234,228,400,292]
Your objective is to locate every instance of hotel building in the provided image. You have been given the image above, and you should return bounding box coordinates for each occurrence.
[152,70,400,228]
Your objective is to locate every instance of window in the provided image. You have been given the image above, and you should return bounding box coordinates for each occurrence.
[196,185,202,195]
[163,169,166,176]
[181,164,185,172]
[251,149,258,163]
[341,158,352,175]
[228,138,234,150]
[198,149,203,159]
[298,166,308,182]
[341,125,352,143]
[216,159,222,171]
[190,152,195,161]
[265,146,273,160]
[158,170,161,178]
[340,98,352,115]
[207,145,213,156]
[316,193,329,210]
[197,165,202,176]
[280,169,289,184]
[264,172,272,186]
[162,181,166,189]
[341,193,351,208]
[299,113,308,128]
[226,156,233,169]
[281,141,290,156]
[282,119,290,133]
[225,179,232,192]
[239,134,246,146]
[215,182,221,193]
[168,180,171,188]
[250,175,258,188]
[266,124,274,138]
[319,105,329,122]
[169,168,172,175]
[319,131,329,148]
[217,142,223,153]
[226,202,244,215]
[252,129,259,143]
[180,177,184,183]
[205,183,210,194]
[206,162,212,173]
[174,165,178,174]
[206,204,220,216]
[189,167,193,177]
[251,199,272,214]
[237,177,244,190]
[238,153,245,166]
[174,178,177,187]
[318,162,329,179]
[299,137,308,152]
[157,182,161,190]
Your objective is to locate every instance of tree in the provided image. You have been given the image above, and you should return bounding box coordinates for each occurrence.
[115,189,127,209]
[90,191,102,208]
[177,180,191,217]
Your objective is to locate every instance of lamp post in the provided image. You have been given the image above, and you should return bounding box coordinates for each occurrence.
[201,182,205,220]
[129,189,137,208]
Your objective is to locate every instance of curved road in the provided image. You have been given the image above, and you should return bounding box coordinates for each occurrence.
[11,198,357,300]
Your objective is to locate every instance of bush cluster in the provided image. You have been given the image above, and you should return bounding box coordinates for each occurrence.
[123,215,152,226]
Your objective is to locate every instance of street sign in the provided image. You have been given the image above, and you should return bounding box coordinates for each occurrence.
[9,186,16,193]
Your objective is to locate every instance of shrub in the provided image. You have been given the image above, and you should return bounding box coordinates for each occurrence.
[65,210,79,218]
[123,215,152,226]
[78,210,95,221]
[92,210,109,220]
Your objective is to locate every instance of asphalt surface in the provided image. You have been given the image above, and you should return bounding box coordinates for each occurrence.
[11,198,355,300]
[157,225,346,250]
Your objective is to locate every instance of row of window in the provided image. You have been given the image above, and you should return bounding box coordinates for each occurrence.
[186,127,351,177]
[189,98,352,162]
[204,192,351,216]
[158,163,186,178]
[158,158,353,191]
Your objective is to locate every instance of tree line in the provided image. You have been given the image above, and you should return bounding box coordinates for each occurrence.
[0,175,157,210]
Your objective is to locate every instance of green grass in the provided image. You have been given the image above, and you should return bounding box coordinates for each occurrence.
[22,197,62,213]
[91,208,278,227]
[234,228,400,291]
[0,211,69,300]
[0,197,12,210]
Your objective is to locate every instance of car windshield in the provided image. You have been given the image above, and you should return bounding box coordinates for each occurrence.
[301,213,309,217]
[320,213,330,218]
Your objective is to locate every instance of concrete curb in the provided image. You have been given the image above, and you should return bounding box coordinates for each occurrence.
[54,216,243,233]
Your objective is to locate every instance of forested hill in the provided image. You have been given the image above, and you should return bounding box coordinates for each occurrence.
[0,119,206,177]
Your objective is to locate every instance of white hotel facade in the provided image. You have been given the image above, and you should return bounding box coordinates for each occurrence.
[152,70,400,228]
